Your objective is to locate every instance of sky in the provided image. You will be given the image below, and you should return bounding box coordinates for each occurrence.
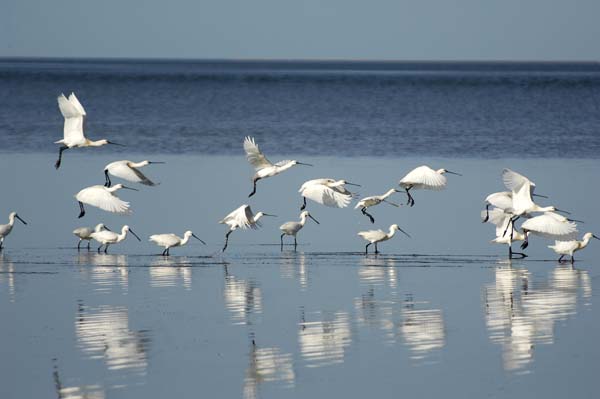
[2,0,599,60]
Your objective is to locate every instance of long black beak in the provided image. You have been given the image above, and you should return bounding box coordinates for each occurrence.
[568,218,584,224]
[15,215,27,225]
[104,226,112,232]
[263,213,277,217]
[122,185,139,191]
[593,234,600,240]
[192,233,206,245]
[446,170,462,176]
[128,228,141,241]
[308,214,320,224]
[554,208,571,215]
[532,193,548,199]
[107,141,126,146]
[345,182,361,187]
[296,162,313,167]
[398,226,411,238]
[149,161,166,164]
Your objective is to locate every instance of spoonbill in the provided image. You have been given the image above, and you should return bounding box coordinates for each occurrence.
[244,136,312,197]
[358,224,410,255]
[0,212,27,252]
[519,212,579,250]
[298,178,360,210]
[75,184,137,218]
[90,225,141,253]
[54,93,123,169]
[104,160,164,187]
[73,223,110,251]
[399,165,461,207]
[355,188,401,223]
[149,231,206,256]
[279,211,320,251]
[548,233,600,263]
[219,205,276,252]
[481,207,527,258]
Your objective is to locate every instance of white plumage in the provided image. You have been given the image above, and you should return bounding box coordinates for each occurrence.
[548,232,599,263]
[104,160,163,187]
[219,204,276,252]
[0,212,27,251]
[519,212,579,251]
[481,208,527,258]
[355,188,400,224]
[357,224,410,254]
[75,184,136,218]
[73,223,109,250]
[149,231,206,256]
[244,136,312,197]
[298,178,358,210]
[399,165,461,206]
[279,211,319,250]
[91,225,141,253]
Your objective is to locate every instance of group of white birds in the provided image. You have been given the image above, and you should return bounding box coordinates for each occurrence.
[0,93,596,261]
[481,169,597,263]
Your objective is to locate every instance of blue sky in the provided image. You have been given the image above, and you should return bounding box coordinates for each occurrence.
[2,0,599,60]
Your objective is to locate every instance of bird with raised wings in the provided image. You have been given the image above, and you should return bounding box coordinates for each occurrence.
[54,93,123,169]
[298,178,360,210]
[104,160,164,187]
[399,165,461,206]
[244,136,313,197]
[75,184,137,218]
[219,204,276,252]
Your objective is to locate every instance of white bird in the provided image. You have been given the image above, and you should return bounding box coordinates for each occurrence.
[90,225,141,253]
[548,232,600,263]
[0,212,27,252]
[75,184,137,218]
[73,223,110,251]
[279,211,320,251]
[298,178,360,210]
[104,160,164,187]
[219,205,276,252]
[149,231,206,256]
[399,165,461,206]
[358,224,410,255]
[355,188,401,223]
[244,136,313,197]
[54,93,123,169]
[481,207,527,258]
[519,212,580,250]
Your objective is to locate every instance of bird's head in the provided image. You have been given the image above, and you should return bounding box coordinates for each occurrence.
[333,180,361,187]
[184,230,206,244]
[301,211,320,224]
[292,160,313,167]
[584,232,600,241]
[9,212,27,225]
[391,224,411,237]
[123,226,141,241]
[438,168,462,176]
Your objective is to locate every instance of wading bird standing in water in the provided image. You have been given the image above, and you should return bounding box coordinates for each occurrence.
[104,160,164,187]
[481,207,527,259]
[298,178,360,210]
[149,231,206,256]
[399,165,461,206]
[244,136,313,197]
[219,204,276,252]
[355,188,401,223]
[548,232,600,263]
[73,223,110,251]
[90,225,141,254]
[54,93,123,169]
[358,224,410,255]
[75,184,137,218]
[279,211,319,251]
[0,212,27,252]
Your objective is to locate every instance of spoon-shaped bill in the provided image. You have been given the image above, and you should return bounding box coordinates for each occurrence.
[121,185,139,191]
[296,162,313,166]
[128,228,141,241]
[15,214,27,225]
[192,233,206,245]
[397,226,411,238]
[263,213,277,217]
[308,214,320,224]
[445,170,462,176]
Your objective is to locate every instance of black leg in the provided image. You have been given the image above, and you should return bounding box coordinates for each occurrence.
[78,202,85,219]
[294,236,297,251]
[104,169,112,187]
[520,237,529,250]
[280,234,285,251]
[300,197,307,211]
[77,240,82,251]
[97,244,103,253]
[375,243,379,254]
[222,231,232,252]
[162,248,167,256]
[104,244,109,254]
[166,248,170,256]
[87,241,90,251]
[483,204,490,223]
[571,255,575,264]
[55,145,68,169]
[405,187,415,207]
[509,246,527,259]
[248,177,260,197]
[361,207,375,223]
[558,254,565,262]
[365,243,371,255]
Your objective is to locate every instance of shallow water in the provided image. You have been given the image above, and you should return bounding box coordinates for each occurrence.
[1,154,600,398]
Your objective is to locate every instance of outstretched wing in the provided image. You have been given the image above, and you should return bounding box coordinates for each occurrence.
[58,93,85,142]
[108,162,156,186]
[502,169,533,192]
[77,187,131,215]
[400,166,447,190]
[221,204,257,229]
[521,213,577,239]
[301,184,352,208]
[485,191,513,210]
[244,136,273,171]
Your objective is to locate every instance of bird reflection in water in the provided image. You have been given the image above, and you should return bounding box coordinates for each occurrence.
[150,257,192,289]
[52,358,105,399]
[243,337,295,399]
[0,254,16,302]
[298,310,352,368]
[224,267,262,325]
[75,301,151,375]
[75,253,129,293]
[358,256,398,289]
[279,253,309,290]
[483,262,592,372]
[400,294,446,361]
